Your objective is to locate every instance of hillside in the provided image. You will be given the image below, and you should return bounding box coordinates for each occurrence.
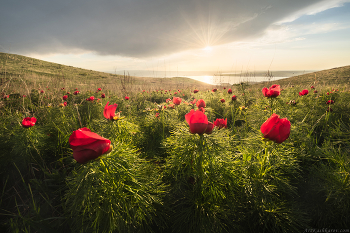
[1,52,349,94]
[259,65,350,88]
[0,52,214,95]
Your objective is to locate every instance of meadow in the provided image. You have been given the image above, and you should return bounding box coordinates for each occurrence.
[1,53,350,233]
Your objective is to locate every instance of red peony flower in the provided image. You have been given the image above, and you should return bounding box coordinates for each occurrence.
[97,88,102,91]
[63,95,68,100]
[231,95,237,101]
[299,89,309,96]
[86,96,95,101]
[69,128,111,164]
[185,109,214,134]
[262,84,280,98]
[125,96,129,100]
[103,101,118,120]
[173,97,182,105]
[214,118,227,129]
[313,90,318,93]
[64,102,67,106]
[74,90,79,95]
[22,117,37,128]
[194,89,199,93]
[326,100,335,104]
[223,87,226,89]
[311,86,315,89]
[190,99,197,105]
[196,99,206,108]
[260,113,291,143]
[212,88,217,92]
[101,93,106,98]
[228,89,232,94]
[220,99,225,103]
[40,90,44,94]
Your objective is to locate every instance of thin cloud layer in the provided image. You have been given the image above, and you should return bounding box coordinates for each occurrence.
[0,0,347,57]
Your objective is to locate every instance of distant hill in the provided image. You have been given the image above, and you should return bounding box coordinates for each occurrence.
[258,65,350,88]
[0,53,214,94]
[1,52,349,93]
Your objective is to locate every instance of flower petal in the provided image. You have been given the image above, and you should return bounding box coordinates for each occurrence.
[185,109,195,125]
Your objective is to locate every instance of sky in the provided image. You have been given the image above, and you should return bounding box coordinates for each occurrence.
[1,0,350,75]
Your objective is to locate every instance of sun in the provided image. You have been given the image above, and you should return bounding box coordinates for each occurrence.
[202,46,213,51]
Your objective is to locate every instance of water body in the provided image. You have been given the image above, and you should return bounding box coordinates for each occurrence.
[112,70,316,85]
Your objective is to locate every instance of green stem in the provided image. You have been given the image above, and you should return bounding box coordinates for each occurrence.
[161,111,165,140]
[197,134,205,187]
[260,142,268,179]
[270,98,273,115]
[231,105,235,133]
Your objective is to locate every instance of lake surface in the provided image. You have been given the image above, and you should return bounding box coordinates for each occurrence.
[112,70,316,85]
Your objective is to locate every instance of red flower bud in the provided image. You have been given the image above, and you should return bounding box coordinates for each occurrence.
[185,109,213,134]
[196,99,206,108]
[299,89,309,96]
[260,113,291,143]
[63,95,68,100]
[227,89,232,94]
[69,128,111,164]
[172,97,182,105]
[22,117,37,128]
[86,96,95,101]
[214,118,227,129]
[262,84,280,98]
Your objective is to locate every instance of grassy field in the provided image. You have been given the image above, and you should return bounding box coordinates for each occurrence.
[1,53,350,232]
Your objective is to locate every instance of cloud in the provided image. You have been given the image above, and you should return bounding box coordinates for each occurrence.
[0,0,348,58]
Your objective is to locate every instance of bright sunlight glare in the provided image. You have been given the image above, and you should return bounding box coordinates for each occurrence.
[202,46,213,51]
